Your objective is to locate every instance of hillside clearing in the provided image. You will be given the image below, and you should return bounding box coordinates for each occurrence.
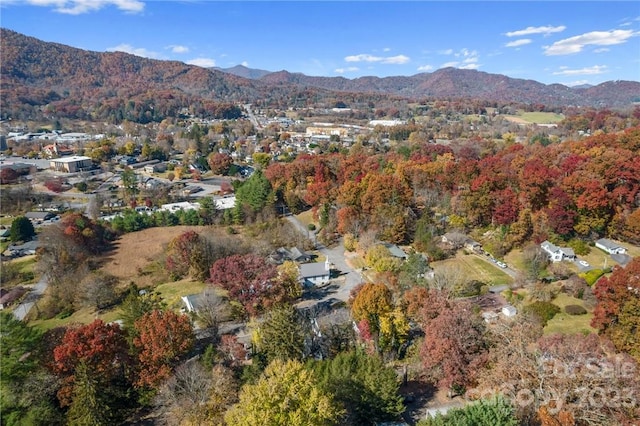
[101,225,209,288]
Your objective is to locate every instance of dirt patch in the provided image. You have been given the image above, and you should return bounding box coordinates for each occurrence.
[101,226,208,288]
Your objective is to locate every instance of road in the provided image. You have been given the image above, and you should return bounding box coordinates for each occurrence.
[13,273,48,321]
[285,216,364,305]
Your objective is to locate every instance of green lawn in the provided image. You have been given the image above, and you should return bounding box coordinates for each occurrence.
[431,253,513,286]
[544,293,596,335]
[155,279,207,310]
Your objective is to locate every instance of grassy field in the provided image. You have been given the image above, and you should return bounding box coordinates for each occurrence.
[503,111,564,124]
[431,252,514,286]
[30,306,123,331]
[544,293,596,335]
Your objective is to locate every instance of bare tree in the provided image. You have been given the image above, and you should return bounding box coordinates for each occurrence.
[195,289,230,335]
[155,362,237,426]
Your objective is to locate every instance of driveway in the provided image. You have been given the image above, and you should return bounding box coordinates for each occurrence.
[286,216,364,305]
[13,273,48,321]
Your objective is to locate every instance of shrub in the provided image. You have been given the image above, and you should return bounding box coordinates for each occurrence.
[74,181,88,192]
[579,269,605,286]
[307,223,316,231]
[522,301,560,326]
[565,304,587,315]
[567,239,590,256]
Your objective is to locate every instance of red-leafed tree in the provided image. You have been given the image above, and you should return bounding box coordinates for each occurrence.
[592,257,640,361]
[544,187,577,236]
[165,230,211,281]
[0,167,19,184]
[420,296,489,392]
[492,187,519,225]
[133,310,194,389]
[52,319,129,406]
[208,254,282,317]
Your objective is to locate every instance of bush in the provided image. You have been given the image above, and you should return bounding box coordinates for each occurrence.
[522,301,561,326]
[307,223,316,231]
[565,304,587,315]
[567,239,591,256]
[74,181,88,192]
[579,269,605,286]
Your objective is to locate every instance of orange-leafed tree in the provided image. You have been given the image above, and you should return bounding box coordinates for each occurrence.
[52,319,129,407]
[133,310,194,389]
[592,257,640,362]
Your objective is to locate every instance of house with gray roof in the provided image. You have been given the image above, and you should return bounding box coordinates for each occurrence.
[299,258,331,287]
[595,238,627,255]
[540,240,575,262]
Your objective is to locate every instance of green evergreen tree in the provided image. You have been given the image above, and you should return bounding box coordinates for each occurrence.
[66,362,111,426]
[258,304,306,362]
[417,396,518,426]
[235,169,273,213]
[10,216,35,242]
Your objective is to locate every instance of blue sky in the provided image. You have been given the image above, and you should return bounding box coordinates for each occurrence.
[2,1,639,86]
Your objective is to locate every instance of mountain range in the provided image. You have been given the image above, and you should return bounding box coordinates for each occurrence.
[1,28,639,123]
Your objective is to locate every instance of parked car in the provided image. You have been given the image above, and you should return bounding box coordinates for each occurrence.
[496,261,507,268]
[578,260,590,267]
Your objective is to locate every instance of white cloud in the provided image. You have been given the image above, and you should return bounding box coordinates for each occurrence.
[167,44,189,54]
[187,58,216,67]
[107,43,160,58]
[505,38,532,48]
[438,49,454,55]
[440,48,480,69]
[383,47,391,52]
[565,80,590,87]
[552,65,608,76]
[241,61,249,67]
[593,47,610,53]
[505,25,566,37]
[417,64,434,72]
[22,0,144,15]
[335,67,359,74]
[382,55,410,64]
[344,53,409,64]
[544,29,635,55]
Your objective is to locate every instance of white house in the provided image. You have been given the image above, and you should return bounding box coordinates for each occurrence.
[595,238,627,255]
[540,240,575,262]
[299,258,331,287]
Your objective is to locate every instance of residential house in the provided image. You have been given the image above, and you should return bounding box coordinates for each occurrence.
[181,294,204,313]
[383,243,408,260]
[540,240,575,262]
[25,211,55,224]
[144,162,167,174]
[595,238,627,255]
[42,142,74,158]
[0,287,27,309]
[299,258,331,287]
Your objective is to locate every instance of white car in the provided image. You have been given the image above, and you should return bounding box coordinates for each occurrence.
[496,261,507,268]
[578,260,590,267]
